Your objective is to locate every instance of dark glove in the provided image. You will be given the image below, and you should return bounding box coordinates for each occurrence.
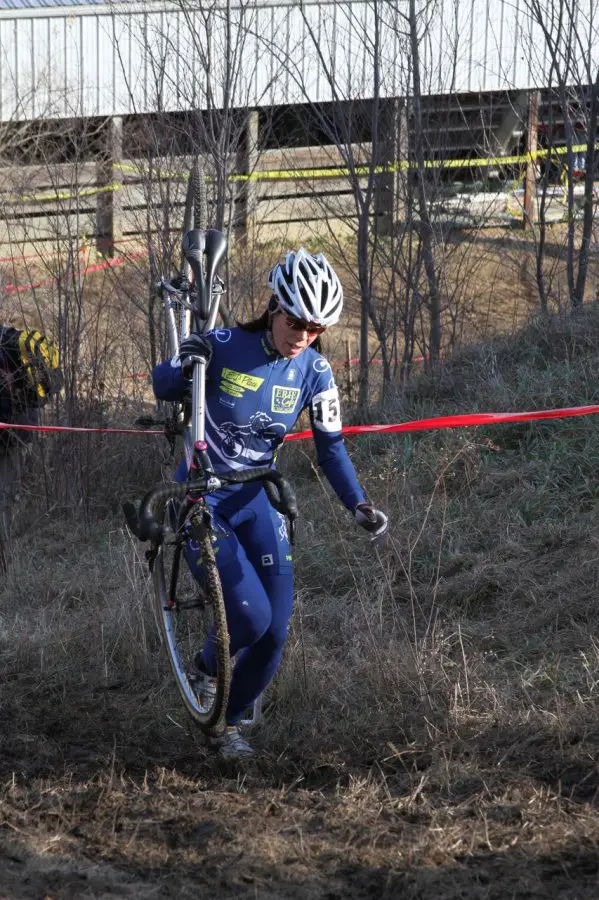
[178,334,213,378]
[355,502,389,547]
[170,275,190,292]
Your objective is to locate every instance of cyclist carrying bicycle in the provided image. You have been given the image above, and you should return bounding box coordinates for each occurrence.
[152,248,388,759]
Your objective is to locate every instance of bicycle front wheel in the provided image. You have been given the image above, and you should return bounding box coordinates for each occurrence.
[152,501,231,733]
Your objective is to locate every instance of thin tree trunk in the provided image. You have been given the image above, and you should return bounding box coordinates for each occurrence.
[573,72,599,308]
[558,82,577,306]
[357,215,370,408]
[409,0,441,367]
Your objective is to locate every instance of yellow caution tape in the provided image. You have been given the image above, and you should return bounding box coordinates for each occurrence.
[232,142,597,180]
[117,141,597,183]
[114,141,597,183]
[2,142,596,204]
[3,182,123,204]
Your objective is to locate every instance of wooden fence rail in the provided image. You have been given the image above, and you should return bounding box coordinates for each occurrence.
[0,138,590,257]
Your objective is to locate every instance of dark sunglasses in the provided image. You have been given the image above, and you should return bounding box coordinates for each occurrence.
[285,316,327,335]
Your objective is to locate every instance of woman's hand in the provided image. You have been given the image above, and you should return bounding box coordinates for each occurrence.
[354,503,388,547]
[178,334,213,377]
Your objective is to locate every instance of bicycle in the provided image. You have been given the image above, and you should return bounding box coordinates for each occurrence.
[124,161,298,737]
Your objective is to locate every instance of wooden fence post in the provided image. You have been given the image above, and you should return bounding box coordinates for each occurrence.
[96,116,123,257]
[237,109,259,242]
[376,98,408,233]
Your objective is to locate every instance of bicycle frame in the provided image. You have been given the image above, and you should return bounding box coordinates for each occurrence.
[185,231,265,726]
[157,230,227,469]
[158,229,265,726]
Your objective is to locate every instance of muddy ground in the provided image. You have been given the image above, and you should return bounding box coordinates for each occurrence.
[1,679,599,900]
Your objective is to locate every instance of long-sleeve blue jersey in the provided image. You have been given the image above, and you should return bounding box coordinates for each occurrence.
[152,326,366,510]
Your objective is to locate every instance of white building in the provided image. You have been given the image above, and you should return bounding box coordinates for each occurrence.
[0,0,596,123]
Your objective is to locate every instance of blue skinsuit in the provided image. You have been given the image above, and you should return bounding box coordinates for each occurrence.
[152,326,366,724]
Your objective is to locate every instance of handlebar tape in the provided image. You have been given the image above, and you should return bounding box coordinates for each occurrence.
[123,468,298,543]
[123,484,187,542]
[227,468,299,521]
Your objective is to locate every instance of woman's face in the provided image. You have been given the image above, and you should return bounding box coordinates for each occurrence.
[270,312,326,359]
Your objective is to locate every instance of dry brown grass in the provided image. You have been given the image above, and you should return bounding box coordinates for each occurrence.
[3,291,599,897]
[320,220,599,371]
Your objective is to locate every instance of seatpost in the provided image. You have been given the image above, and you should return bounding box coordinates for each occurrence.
[181,227,227,467]
[191,357,207,444]
[165,293,180,356]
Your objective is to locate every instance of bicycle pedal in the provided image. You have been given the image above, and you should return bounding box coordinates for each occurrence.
[174,595,208,610]
[145,547,159,569]
[239,695,263,726]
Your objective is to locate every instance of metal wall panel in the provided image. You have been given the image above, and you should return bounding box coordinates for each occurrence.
[0,0,597,122]
[0,0,118,9]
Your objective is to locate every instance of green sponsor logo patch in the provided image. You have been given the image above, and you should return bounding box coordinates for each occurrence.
[220,368,264,398]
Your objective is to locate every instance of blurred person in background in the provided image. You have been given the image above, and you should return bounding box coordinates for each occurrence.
[0,326,63,571]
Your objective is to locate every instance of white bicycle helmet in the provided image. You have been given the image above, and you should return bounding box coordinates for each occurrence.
[268,248,343,327]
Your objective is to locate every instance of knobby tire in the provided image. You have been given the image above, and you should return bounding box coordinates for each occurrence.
[152,522,231,733]
[192,160,207,231]
[182,158,207,235]
[193,527,231,731]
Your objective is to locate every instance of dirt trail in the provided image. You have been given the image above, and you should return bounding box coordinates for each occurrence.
[2,700,599,900]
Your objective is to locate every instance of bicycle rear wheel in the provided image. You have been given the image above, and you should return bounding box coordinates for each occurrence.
[181,158,207,236]
[152,499,231,733]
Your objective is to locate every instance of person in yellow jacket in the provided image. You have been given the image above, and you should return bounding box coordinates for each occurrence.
[0,325,63,570]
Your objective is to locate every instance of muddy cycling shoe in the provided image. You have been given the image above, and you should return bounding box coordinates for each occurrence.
[207,726,255,760]
[188,659,217,710]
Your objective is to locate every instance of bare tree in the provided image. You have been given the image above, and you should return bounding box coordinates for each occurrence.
[261,0,522,400]
[523,0,599,311]
[108,0,284,362]
[407,0,443,366]
[258,0,416,404]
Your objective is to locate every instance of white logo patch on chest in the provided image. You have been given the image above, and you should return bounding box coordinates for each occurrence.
[271,385,300,414]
